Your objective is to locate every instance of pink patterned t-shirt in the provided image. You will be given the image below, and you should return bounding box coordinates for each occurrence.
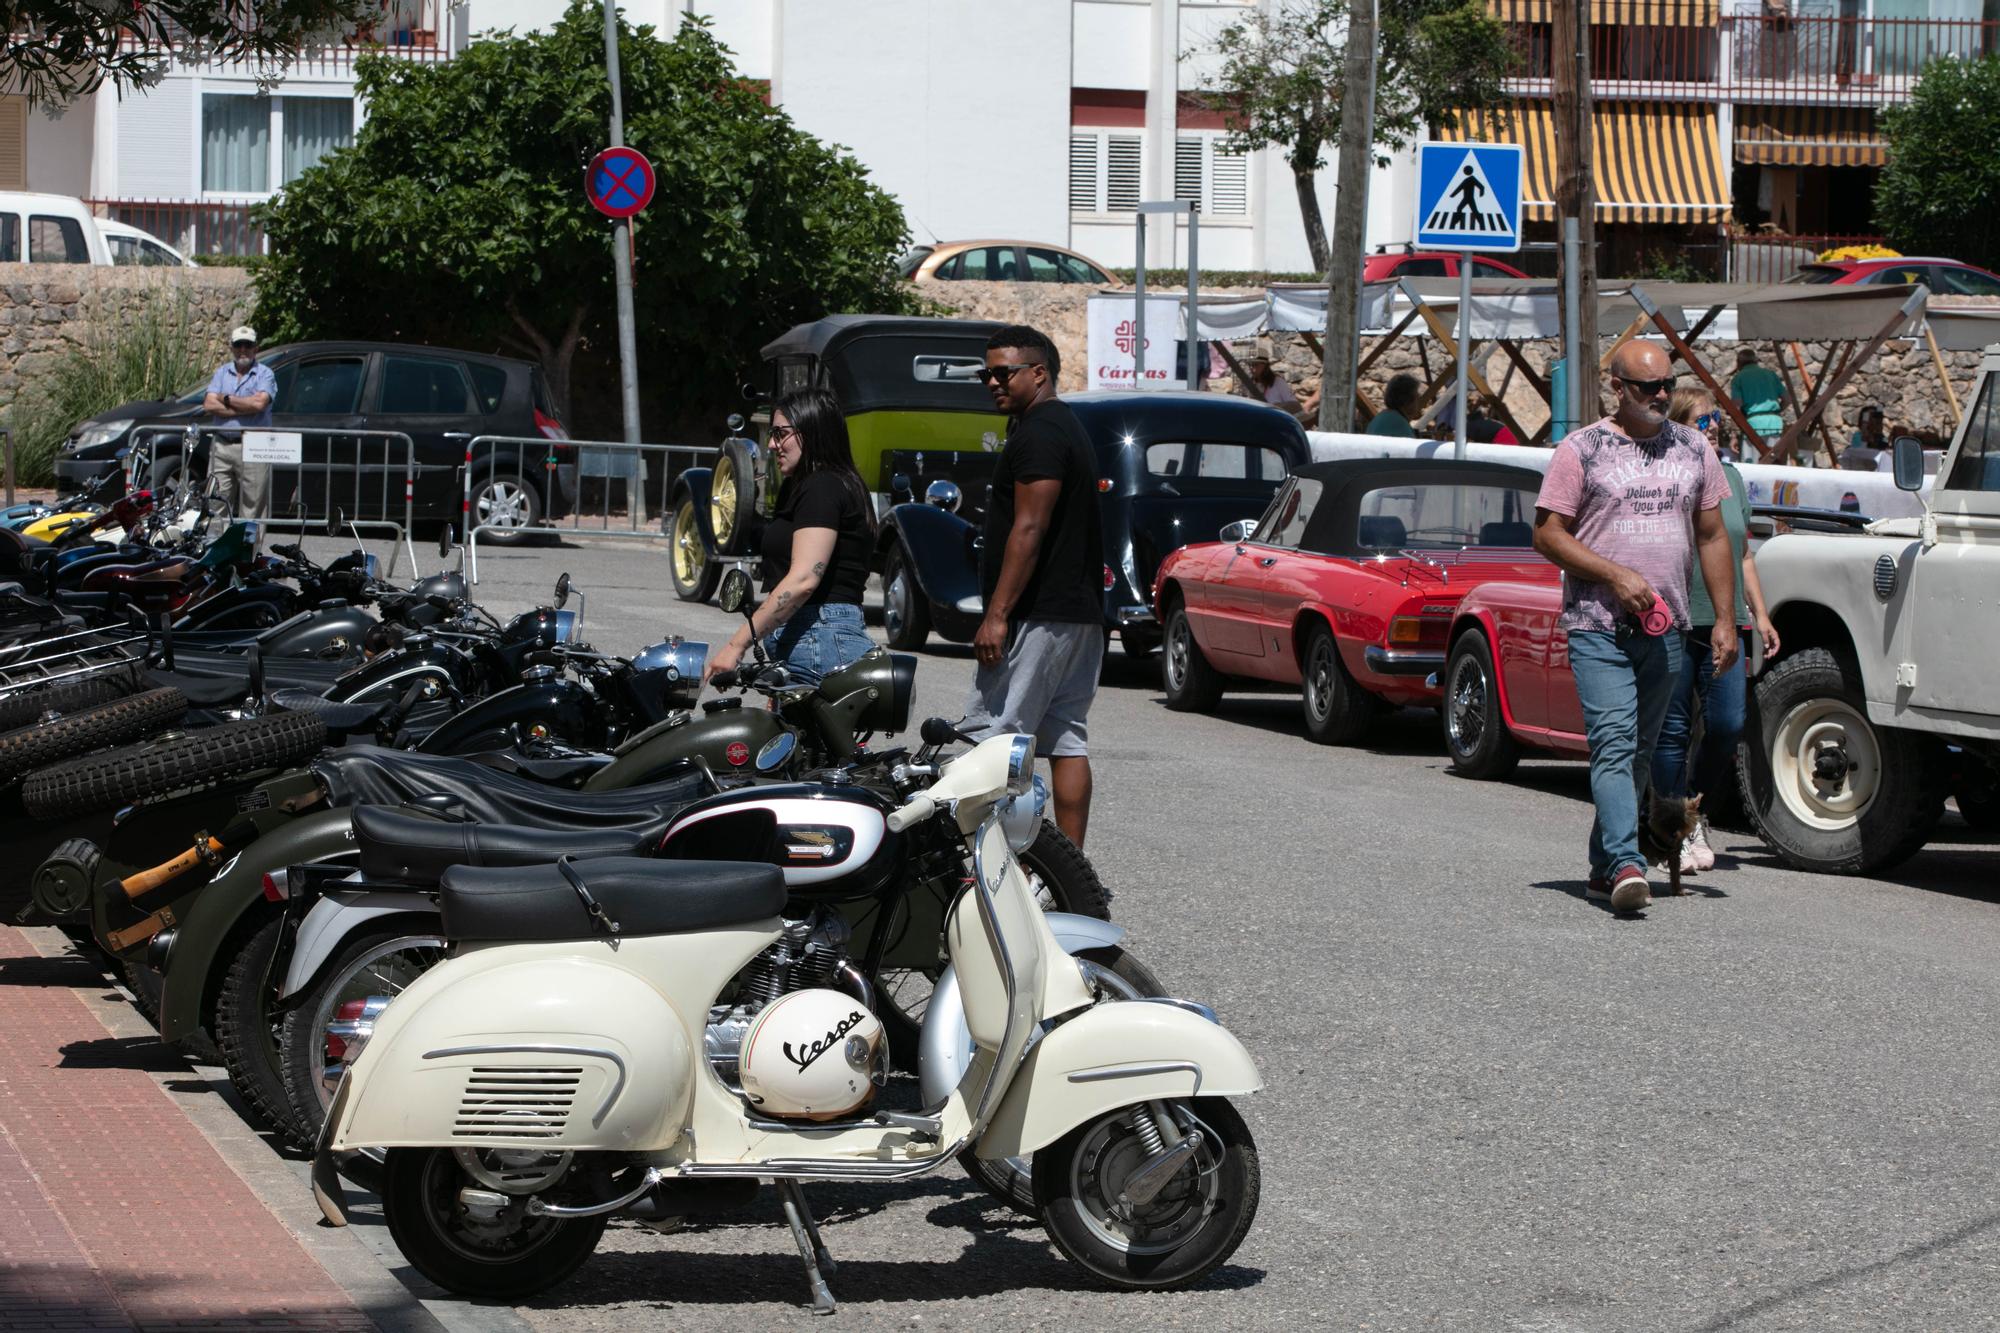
[1536,416,1730,634]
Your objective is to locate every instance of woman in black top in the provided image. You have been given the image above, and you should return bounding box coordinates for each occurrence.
[704,387,875,687]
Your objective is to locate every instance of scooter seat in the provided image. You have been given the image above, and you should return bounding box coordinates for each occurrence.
[353,805,652,885]
[268,687,392,736]
[313,746,710,833]
[439,856,786,942]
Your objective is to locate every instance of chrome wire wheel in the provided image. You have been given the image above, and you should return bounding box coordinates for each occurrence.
[307,935,446,1112]
[671,501,703,585]
[1771,695,1881,830]
[1445,652,1487,757]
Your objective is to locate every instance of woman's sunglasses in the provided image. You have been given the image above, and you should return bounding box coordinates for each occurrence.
[1695,412,1721,430]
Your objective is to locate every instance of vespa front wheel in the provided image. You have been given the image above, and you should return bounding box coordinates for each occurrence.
[1036,1096,1260,1290]
[382,1148,606,1300]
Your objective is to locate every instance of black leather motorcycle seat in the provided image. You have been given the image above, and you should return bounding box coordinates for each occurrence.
[313,745,710,833]
[439,856,786,942]
[353,805,651,884]
[268,686,391,734]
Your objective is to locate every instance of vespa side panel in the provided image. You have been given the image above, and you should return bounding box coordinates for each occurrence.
[585,705,784,790]
[661,792,895,895]
[976,1001,1263,1160]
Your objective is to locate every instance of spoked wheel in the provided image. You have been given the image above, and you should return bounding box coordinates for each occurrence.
[710,439,760,555]
[279,929,448,1143]
[668,497,719,603]
[381,1147,605,1300]
[1442,633,1520,780]
[960,945,1166,1214]
[1036,1096,1260,1289]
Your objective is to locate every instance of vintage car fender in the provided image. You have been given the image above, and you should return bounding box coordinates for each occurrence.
[670,466,720,555]
[1753,529,1921,714]
[880,502,982,639]
[1447,590,1544,735]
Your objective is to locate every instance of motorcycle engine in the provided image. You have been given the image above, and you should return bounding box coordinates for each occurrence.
[705,907,877,1105]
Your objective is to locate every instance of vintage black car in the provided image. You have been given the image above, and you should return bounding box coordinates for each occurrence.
[881,392,1311,655]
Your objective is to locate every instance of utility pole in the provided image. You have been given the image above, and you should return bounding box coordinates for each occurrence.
[1553,0,1596,429]
[1319,0,1379,432]
[602,0,642,445]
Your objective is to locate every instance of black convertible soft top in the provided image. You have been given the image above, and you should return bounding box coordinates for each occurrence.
[760,315,1005,416]
[1280,457,1548,557]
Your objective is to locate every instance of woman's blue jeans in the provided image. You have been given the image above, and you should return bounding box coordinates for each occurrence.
[1651,625,1747,804]
[1568,627,1684,877]
[764,601,872,687]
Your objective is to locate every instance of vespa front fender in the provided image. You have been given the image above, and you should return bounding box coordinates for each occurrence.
[974,1000,1262,1161]
[156,809,357,1043]
[279,888,433,1003]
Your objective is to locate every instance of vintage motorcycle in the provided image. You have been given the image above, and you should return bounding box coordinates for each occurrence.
[312,731,1263,1309]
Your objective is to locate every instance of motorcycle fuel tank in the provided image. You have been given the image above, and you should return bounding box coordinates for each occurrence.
[583,699,787,790]
[657,783,900,900]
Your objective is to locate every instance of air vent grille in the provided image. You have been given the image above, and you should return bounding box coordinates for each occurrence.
[452,1066,581,1139]
[1873,553,1897,601]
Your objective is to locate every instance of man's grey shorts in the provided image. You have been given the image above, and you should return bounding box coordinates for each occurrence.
[964,619,1105,760]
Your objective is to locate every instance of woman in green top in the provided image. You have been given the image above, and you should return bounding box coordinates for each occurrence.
[1728,347,1791,444]
[1652,387,1782,872]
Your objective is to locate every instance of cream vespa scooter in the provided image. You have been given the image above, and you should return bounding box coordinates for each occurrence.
[312,732,1262,1311]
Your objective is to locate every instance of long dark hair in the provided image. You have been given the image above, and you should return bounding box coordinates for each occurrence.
[774,386,874,533]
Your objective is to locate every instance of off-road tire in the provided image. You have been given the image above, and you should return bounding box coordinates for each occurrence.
[1443,632,1522,780]
[22,712,326,819]
[0,669,137,732]
[668,495,719,603]
[382,1148,606,1299]
[1739,647,1945,875]
[882,544,932,651]
[0,687,186,783]
[710,439,760,555]
[213,906,308,1144]
[1162,601,1224,712]
[1300,623,1378,745]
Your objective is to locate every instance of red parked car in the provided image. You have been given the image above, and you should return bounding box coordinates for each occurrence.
[1363,250,1531,283]
[1785,257,2000,297]
[1153,459,1554,745]
[1439,580,1584,778]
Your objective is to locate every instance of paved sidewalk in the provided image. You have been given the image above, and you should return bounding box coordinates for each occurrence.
[0,924,378,1333]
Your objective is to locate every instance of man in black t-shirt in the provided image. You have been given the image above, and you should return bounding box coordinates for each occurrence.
[966,324,1105,847]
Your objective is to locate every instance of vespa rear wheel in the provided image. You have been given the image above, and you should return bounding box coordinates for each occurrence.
[381,1147,605,1300]
[1036,1096,1260,1290]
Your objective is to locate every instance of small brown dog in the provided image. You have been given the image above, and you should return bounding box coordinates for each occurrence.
[1638,791,1703,896]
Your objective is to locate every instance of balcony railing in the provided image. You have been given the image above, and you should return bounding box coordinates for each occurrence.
[88,199,266,259]
[116,0,454,76]
[1503,14,2000,103]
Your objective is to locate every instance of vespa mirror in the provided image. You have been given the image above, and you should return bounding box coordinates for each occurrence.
[718,568,755,616]
[1892,435,1926,492]
[1219,519,1257,544]
[439,523,456,559]
[554,572,571,608]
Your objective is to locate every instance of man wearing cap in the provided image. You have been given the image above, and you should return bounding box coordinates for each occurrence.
[201,325,277,520]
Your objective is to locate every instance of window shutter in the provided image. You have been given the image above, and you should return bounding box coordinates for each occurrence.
[1106,134,1141,212]
[1211,146,1249,216]
[0,98,25,191]
[1069,134,1099,213]
[1174,137,1205,206]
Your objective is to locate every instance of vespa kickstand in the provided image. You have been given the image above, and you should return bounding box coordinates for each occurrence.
[776,1178,837,1315]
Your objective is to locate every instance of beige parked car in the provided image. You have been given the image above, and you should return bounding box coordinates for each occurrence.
[899,239,1115,285]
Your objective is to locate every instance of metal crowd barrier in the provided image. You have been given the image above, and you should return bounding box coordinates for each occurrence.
[463,435,719,584]
[128,426,423,576]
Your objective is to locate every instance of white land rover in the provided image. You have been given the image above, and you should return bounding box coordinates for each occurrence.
[1742,348,2000,874]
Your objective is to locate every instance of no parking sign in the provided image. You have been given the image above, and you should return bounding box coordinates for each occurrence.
[587,146,655,219]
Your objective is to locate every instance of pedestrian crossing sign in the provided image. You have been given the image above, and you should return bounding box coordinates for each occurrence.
[1414,142,1523,253]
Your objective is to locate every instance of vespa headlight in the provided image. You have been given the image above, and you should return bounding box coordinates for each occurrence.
[998,775,1048,854]
[1006,735,1034,796]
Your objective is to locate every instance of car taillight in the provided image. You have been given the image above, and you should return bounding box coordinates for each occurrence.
[1388,614,1450,647]
[1103,564,1116,591]
[1097,478,1113,493]
[534,407,569,443]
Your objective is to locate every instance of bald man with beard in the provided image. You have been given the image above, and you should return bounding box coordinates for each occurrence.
[1533,342,1739,914]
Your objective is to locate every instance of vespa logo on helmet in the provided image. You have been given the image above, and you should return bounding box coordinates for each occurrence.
[782,1009,867,1073]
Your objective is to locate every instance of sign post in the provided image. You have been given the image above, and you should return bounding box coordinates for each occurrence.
[1414,142,1523,459]
[593,0,650,446]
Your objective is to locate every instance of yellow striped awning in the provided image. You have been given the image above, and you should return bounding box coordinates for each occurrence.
[1440,102,1730,226]
[1734,104,1885,167]
[1487,0,1716,25]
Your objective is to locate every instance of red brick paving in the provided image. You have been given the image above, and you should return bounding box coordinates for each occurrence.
[0,925,378,1332]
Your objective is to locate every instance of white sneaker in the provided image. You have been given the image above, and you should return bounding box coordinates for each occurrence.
[1691,818,1717,871]
[1677,834,1701,875]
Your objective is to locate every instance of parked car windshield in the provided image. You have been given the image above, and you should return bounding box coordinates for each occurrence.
[1944,373,2000,492]
[1143,441,1291,494]
[1352,482,1540,551]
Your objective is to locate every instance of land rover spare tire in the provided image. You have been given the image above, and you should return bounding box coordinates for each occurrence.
[1737,646,1945,875]
[22,713,327,819]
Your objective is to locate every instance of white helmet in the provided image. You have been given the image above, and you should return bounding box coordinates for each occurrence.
[739,989,885,1121]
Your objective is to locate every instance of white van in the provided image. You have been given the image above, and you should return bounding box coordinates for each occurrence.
[0,192,190,267]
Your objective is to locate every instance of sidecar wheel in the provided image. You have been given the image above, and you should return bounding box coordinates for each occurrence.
[1036,1096,1260,1290]
[382,1148,605,1300]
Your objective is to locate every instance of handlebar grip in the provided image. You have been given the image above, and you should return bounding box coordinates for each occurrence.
[709,668,739,689]
[919,717,959,746]
[885,794,936,834]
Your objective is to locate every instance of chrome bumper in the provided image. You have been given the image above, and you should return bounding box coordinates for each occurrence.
[1364,646,1446,677]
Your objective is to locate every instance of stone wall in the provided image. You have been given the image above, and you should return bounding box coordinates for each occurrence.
[920,278,1983,447]
[0,265,256,410]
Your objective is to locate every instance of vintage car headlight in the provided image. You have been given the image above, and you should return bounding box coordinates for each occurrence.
[1006,734,1034,796]
[997,775,1048,854]
[925,479,963,513]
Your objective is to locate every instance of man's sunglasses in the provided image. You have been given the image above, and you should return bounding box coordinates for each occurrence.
[974,363,1040,386]
[1614,374,1675,397]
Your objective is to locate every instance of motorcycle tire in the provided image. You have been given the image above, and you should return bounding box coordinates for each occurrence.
[212,905,309,1145]
[1035,1096,1261,1290]
[0,669,137,732]
[279,926,448,1143]
[959,943,1168,1215]
[21,712,327,819]
[382,1148,607,1300]
[0,686,188,783]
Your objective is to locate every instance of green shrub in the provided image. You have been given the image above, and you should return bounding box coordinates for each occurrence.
[4,289,210,487]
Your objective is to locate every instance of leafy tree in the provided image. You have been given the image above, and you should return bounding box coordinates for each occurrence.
[1192,0,1516,273]
[0,0,373,107]
[1876,55,2000,273]
[253,3,915,429]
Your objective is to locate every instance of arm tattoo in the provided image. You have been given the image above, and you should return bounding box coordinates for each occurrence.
[775,590,792,610]
[811,561,827,577]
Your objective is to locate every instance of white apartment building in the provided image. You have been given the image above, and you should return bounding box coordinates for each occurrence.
[0,1,1415,274]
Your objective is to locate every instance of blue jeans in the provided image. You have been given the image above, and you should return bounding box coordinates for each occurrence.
[1651,626,1747,803]
[1568,628,1684,877]
[764,602,872,687]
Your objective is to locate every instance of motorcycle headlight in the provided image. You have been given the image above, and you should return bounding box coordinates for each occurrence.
[997,775,1048,854]
[72,423,123,451]
[1006,735,1034,796]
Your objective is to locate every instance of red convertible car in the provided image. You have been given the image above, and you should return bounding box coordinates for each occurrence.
[1153,459,1556,744]
[1439,580,1587,778]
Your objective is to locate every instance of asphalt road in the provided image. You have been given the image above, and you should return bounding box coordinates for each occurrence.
[352,531,2000,1332]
